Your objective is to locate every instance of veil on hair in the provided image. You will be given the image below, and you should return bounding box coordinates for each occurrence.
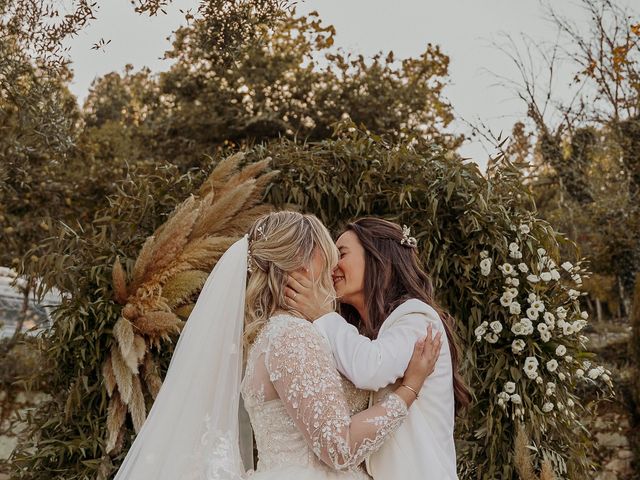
[114,236,253,480]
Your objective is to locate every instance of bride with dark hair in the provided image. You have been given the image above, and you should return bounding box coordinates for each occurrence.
[286,217,470,480]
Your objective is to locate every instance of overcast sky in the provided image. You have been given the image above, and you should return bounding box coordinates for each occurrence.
[65,0,633,170]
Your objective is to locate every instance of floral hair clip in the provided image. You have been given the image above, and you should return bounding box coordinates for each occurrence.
[400,225,418,248]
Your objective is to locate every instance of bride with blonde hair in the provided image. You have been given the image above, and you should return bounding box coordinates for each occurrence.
[114,211,441,479]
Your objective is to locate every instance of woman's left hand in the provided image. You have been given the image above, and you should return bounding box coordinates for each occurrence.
[285,271,335,321]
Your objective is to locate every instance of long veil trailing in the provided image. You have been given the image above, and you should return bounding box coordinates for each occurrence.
[114,236,250,480]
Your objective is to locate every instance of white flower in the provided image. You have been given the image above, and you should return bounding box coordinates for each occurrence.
[485,332,499,344]
[480,250,489,259]
[519,224,530,234]
[567,398,575,408]
[511,278,520,287]
[474,322,488,338]
[548,259,557,268]
[561,261,573,271]
[524,356,539,379]
[511,322,525,336]
[546,382,556,395]
[556,307,568,320]
[542,402,554,413]
[546,359,559,372]
[509,242,520,253]
[565,355,573,362]
[536,376,543,384]
[521,318,534,335]
[576,368,584,378]
[490,321,503,334]
[509,302,522,315]
[500,293,513,307]
[562,322,574,336]
[510,394,522,404]
[507,287,518,297]
[550,269,561,280]
[498,392,510,401]
[510,250,522,259]
[543,312,555,327]
[555,345,567,356]
[504,382,516,394]
[527,293,537,304]
[568,289,580,300]
[500,263,515,276]
[540,272,552,282]
[527,274,540,283]
[573,320,588,332]
[588,368,602,380]
[540,329,551,342]
[480,258,492,276]
[531,300,545,312]
[518,263,529,273]
[526,307,540,321]
[558,372,566,381]
[512,339,526,354]
[537,248,547,257]
[580,311,589,319]
[572,273,582,284]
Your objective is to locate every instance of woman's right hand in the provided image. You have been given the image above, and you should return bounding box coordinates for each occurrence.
[402,324,442,396]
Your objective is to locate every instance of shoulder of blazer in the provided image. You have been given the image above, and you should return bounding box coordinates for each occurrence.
[378,298,441,334]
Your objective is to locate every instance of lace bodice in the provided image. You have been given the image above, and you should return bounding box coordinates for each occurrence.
[240,314,408,475]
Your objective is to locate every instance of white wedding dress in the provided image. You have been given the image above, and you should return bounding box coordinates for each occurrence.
[241,314,410,479]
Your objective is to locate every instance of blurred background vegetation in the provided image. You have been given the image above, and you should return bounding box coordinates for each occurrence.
[0,0,639,479]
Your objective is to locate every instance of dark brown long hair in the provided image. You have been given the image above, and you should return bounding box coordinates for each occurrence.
[339,218,471,413]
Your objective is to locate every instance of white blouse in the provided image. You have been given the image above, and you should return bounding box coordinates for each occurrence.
[314,299,458,480]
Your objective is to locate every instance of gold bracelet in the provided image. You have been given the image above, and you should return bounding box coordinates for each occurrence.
[400,384,419,399]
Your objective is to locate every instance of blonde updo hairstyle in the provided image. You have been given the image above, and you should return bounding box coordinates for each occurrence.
[244,211,338,347]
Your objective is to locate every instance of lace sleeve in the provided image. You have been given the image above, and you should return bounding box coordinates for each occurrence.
[265,319,408,470]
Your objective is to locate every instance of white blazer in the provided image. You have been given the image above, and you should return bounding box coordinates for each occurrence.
[314,299,457,480]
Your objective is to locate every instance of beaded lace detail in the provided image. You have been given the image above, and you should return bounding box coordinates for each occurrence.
[241,314,408,474]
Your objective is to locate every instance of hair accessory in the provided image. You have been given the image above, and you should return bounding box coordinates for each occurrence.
[256,224,267,241]
[247,248,256,273]
[400,225,418,248]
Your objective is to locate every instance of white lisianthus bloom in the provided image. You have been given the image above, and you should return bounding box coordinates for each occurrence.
[531,300,545,312]
[504,382,516,394]
[474,322,488,339]
[505,277,513,286]
[536,376,543,384]
[588,368,601,380]
[568,289,580,300]
[546,359,559,372]
[527,274,540,283]
[565,355,573,362]
[512,339,526,354]
[509,302,522,315]
[510,394,522,404]
[556,306,568,319]
[537,323,548,334]
[573,320,588,332]
[498,392,510,401]
[480,250,489,259]
[500,293,513,307]
[490,321,503,333]
[542,402,554,413]
[519,224,530,234]
[526,307,539,321]
[509,242,519,252]
[480,258,492,276]
[562,322,574,336]
[518,263,529,273]
[541,330,552,342]
[527,293,537,304]
[580,311,589,319]
[497,398,505,407]
[540,272,552,282]
[523,356,539,379]
[544,312,555,328]
[546,382,556,395]
[576,368,584,378]
[511,322,525,336]
[500,263,515,276]
[511,278,520,287]
[236,85,250,93]
[507,287,518,297]
[550,269,561,280]
[522,318,534,335]
[561,261,573,272]
[555,345,567,356]
[485,332,499,344]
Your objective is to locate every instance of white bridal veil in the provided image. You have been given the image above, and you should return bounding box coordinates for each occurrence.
[114,236,251,480]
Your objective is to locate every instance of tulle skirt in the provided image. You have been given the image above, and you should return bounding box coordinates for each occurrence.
[247,464,370,480]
